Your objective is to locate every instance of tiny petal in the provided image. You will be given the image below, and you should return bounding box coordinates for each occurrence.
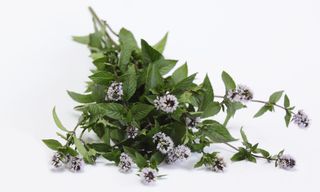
[51,152,63,168]
[206,156,227,172]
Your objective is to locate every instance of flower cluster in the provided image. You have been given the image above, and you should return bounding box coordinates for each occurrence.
[154,93,179,113]
[51,152,83,172]
[118,153,134,173]
[227,84,253,103]
[152,132,174,154]
[166,145,191,164]
[105,81,123,101]
[276,154,296,170]
[185,117,201,129]
[140,167,158,184]
[292,110,310,128]
[205,156,227,172]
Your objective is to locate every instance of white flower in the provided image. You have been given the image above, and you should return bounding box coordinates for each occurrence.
[166,145,191,164]
[206,156,226,172]
[140,167,158,184]
[186,117,201,128]
[152,132,174,154]
[154,93,179,113]
[292,110,310,128]
[67,156,83,172]
[126,126,139,139]
[277,154,296,170]
[105,81,123,101]
[51,152,63,168]
[227,84,253,103]
[118,153,133,173]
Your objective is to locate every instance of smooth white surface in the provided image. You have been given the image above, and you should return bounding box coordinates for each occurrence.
[0,0,319,191]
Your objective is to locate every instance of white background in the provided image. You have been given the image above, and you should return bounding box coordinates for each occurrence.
[0,0,319,191]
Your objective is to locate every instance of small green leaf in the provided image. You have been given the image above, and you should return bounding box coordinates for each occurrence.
[285,111,292,127]
[222,71,236,90]
[199,75,214,111]
[240,128,248,143]
[153,32,168,53]
[284,94,290,108]
[231,150,246,161]
[172,63,188,84]
[72,35,90,44]
[52,107,69,132]
[102,150,121,164]
[122,65,137,100]
[42,139,63,151]
[150,152,165,165]
[157,59,177,75]
[119,28,139,71]
[104,103,126,120]
[131,103,154,120]
[254,105,272,118]
[145,61,163,90]
[73,136,93,164]
[269,91,284,104]
[134,152,148,168]
[67,91,94,103]
[89,71,114,84]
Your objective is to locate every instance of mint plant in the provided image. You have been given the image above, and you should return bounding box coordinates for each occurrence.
[43,7,310,184]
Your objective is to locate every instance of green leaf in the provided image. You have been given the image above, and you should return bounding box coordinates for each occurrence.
[255,148,270,158]
[222,71,236,90]
[285,111,292,127]
[52,107,69,132]
[199,75,214,111]
[269,91,284,104]
[67,91,94,103]
[157,59,177,75]
[119,28,138,71]
[231,149,247,161]
[73,136,93,164]
[254,105,272,118]
[87,143,111,153]
[284,94,290,108]
[201,121,237,143]
[174,73,197,91]
[122,65,137,100]
[89,31,104,49]
[42,139,63,151]
[145,61,163,90]
[102,150,121,164]
[104,103,126,120]
[153,32,168,53]
[89,71,114,84]
[150,152,165,165]
[134,152,148,168]
[240,128,248,143]
[201,101,221,118]
[172,63,188,84]
[131,103,154,120]
[141,39,163,63]
[72,35,90,44]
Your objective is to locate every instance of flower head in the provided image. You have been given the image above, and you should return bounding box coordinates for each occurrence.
[105,81,123,101]
[292,110,310,128]
[227,84,253,103]
[166,145,191,164]
[126,126,139,139]
[51,152,63,168]
[140,167,158,184]
[154,93,179,113]
[206,156,226,172]
[118,153,134,173]
[153,132,174,154]
[186,117,201,129]
[277,154,296,170]
[67,156,83,172]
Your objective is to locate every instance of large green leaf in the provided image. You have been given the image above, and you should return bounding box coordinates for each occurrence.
[73,136,93,164]
[131,103,154,120]
[119,28,138,71]
[269,91,284,104]
[104,103,126,120]
[201,101,221,118]
[141,39,163,63]
[172,63,188,84]
[122,65,137,100]
[154,59,177,76]
[89,71,114,84]
[67,91,94,103]
[199,75,214,111]
[145,61,163,90]
[201,121,236,143]
[153,32,168,53]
